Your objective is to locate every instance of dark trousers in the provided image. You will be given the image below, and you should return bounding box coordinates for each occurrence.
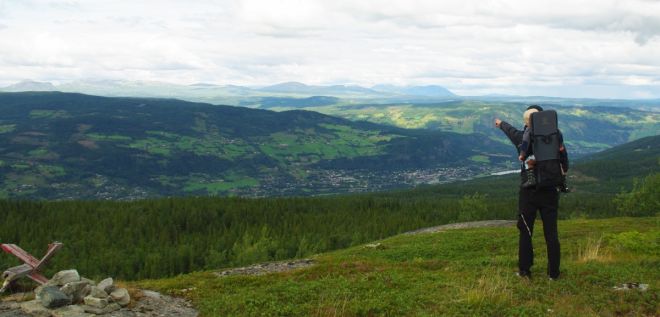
[517,188,561,278]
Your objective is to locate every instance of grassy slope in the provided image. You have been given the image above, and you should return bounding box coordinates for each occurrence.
[136,217,659,316]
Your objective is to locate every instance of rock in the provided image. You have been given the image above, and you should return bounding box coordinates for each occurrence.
[83,295,108,308]
[214,258,316,277]
[613,282,649,291]
[110,288,130,307]
[104,303,121,314]
[19,300,51,317]
[33,286,44,300]
[0,309,31,317]
[60,281,92,304]
[132,292,198,317]
[101,310,136,317]
[140,290,161,299]
[97,278,114,293]
[50,270,81,286]
[80,277,96,286]
[0,301,20,310]
[37,286,71,309]
[105,303,123,314]
[53,304,84,313]
[52,305,94,317]
[82,303,121,315]
[1,292,33,303]
[89,286,109,299]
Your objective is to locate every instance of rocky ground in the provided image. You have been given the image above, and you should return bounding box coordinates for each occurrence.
[0,269,198,317]
[214,259,316,277]
[0,290,198,317]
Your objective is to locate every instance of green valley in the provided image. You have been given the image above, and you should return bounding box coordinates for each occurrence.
[0,92,513,200]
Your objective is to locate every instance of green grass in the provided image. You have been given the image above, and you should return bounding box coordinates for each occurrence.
[10,163,30,169]
[27,148,59,160]
[469,155,490,164]
[258,126,392,164]
[136,217,659,316]
[184,178,260,195]
[0,124,16,134]
[116,131,254,160]
[28,109,70,119]
[565,140,610,151]
[37,164,66,178]
[87,133,133,142]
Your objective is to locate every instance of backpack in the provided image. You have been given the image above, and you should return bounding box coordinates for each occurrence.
[529,110,564,188]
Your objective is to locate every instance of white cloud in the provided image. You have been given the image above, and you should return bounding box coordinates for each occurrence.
[0,0,659,98]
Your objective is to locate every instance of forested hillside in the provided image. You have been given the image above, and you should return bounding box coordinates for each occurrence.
[271,100,659,155]
[0,92,512,200]
[0,137,656,281]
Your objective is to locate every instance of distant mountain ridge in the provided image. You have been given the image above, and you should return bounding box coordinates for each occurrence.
[260,82,385,96]
[3,80,658,112]
[0,80,456,100]
[2,80,57,92]
[371,84,456,97]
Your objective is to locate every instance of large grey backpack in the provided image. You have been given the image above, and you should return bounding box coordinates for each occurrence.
[530,110,563,188]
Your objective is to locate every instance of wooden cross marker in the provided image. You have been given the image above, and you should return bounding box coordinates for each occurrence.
[0,242,63,292]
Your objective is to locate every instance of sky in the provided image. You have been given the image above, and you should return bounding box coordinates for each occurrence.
[1,0,659,98]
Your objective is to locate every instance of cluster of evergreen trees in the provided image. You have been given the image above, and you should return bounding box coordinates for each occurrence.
[0,195,471,280]
[1,171,654,281]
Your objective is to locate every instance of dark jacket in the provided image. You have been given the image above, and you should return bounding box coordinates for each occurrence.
[499,120,570,173]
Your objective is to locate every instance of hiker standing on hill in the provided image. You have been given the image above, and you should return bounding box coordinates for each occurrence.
[494,105,569,280]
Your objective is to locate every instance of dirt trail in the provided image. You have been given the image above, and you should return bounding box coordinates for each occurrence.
[405,220,516,235]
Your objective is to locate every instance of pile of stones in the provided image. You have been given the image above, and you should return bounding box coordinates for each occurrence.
[20,269,130,316]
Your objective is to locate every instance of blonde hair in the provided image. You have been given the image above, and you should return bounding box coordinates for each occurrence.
[523,108,539,126]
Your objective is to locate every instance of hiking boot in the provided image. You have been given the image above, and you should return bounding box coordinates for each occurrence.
[516,271,532,279]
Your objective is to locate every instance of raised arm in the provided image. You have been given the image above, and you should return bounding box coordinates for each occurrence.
[495,119,523,152]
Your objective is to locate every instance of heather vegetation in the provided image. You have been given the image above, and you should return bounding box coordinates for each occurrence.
[136,217,659,316]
